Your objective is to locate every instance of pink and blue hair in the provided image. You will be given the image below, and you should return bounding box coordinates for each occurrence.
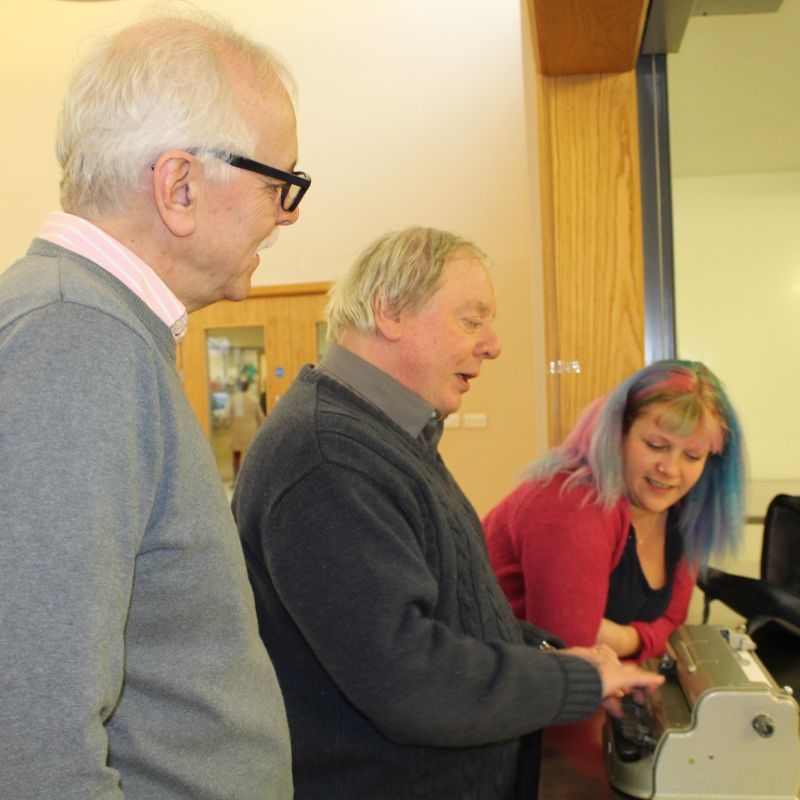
[528,360,746,567]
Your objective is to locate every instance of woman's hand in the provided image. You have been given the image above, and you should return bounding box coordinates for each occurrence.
[596,617,641,658]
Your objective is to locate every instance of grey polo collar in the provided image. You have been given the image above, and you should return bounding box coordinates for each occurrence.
[318,342,440,442]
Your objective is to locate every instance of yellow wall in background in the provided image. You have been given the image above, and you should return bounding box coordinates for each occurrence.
[674,171,800,484]
[674,172,800,626]
[0,0,548,515]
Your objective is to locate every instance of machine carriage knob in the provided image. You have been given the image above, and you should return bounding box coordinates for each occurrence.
[752,714,775,738]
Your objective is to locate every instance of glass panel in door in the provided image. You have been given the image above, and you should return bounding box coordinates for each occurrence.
[205,326,266,488]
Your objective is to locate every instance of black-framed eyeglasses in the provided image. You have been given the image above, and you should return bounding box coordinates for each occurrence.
[204,149,311,212]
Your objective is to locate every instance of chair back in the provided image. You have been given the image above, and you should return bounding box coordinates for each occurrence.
[761,494,800,595]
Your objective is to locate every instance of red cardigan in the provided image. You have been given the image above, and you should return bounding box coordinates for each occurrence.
[482,473,694,662]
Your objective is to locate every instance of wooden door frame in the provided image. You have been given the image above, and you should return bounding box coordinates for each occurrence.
[177,282,331,438]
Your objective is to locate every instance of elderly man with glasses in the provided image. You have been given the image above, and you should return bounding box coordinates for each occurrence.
[0,10,310,800]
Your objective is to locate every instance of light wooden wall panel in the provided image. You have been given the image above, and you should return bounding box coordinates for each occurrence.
[538,70,645,442]
[529,0,648,75]
[527,0,648,444]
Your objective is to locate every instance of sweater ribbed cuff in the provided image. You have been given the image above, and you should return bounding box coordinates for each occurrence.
[550,655,603,724]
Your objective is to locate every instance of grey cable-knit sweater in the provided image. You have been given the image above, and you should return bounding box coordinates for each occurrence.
[0,240,292,799]
[233,364,602,800]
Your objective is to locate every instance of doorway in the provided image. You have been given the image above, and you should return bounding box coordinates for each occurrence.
[177,283,330,483]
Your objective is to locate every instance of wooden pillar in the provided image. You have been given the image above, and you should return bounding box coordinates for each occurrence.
[527,0,649,444]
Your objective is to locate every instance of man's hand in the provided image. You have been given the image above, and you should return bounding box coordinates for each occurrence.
[560,644,664,717]
[596,661,664,718]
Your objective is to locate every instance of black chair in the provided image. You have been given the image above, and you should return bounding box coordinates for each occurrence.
[699,494,800,638]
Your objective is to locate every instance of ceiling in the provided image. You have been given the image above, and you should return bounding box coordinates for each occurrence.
[666,0,800,177]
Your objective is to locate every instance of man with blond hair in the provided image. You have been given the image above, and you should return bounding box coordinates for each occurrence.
[0,10,311,799]
[234,226,663,799]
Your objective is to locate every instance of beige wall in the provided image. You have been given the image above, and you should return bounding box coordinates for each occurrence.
[667,8,800,624]
[673,172,800,484]
[0,0,547,515]
[674,171,800,626]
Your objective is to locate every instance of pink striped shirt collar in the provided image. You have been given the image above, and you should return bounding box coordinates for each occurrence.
[38,212,188,340]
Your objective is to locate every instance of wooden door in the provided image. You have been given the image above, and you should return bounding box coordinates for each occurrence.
[177,283,330,440]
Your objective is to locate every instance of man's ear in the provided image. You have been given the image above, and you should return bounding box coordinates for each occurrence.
[151,150,198,238]
[374,297,403,342]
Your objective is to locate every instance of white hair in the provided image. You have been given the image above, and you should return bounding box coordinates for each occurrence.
[326,226,489,341]
[56,8,296,217]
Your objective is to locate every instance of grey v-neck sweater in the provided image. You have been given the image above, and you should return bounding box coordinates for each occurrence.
[234,364,602,800]
[0,240,292,799]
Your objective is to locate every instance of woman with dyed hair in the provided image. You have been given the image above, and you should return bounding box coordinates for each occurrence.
[483,360,746,662]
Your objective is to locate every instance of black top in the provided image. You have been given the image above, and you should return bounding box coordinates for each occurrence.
[604,521,683,624]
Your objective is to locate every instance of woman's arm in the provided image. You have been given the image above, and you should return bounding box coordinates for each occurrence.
[589,542,697,662]
[485,479,628,649]
[628,558,694,662]
[595,618,641,658]
[596,560,695,661]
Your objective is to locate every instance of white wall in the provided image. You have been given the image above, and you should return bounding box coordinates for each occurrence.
[0,0,546,514]
[668,6,800,629]
[673,172,800,625]
[673,171,800,483]
[0,0,536,287]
